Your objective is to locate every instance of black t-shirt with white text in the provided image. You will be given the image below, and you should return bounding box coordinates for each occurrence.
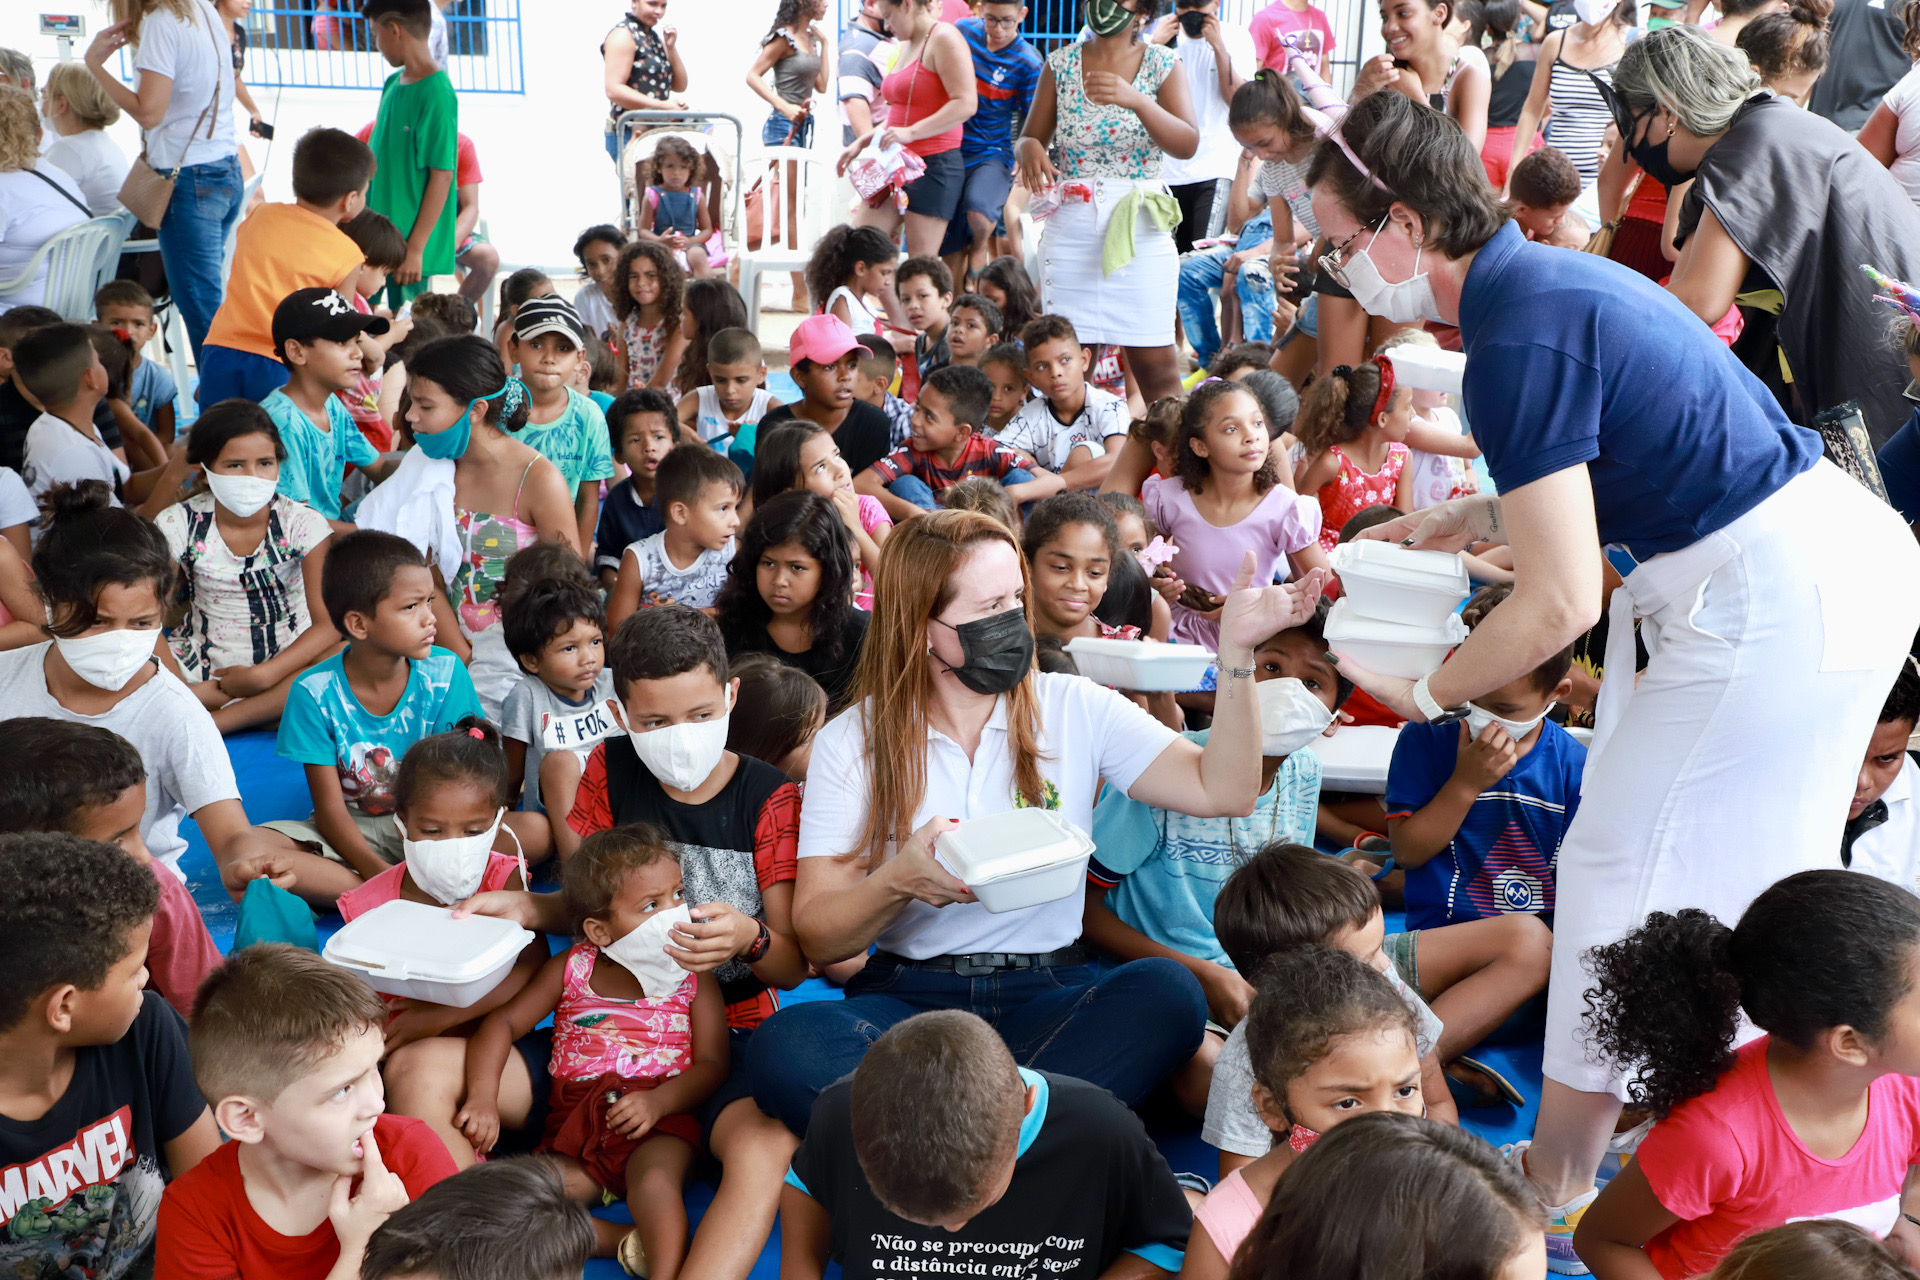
[0,993,206,1280]
[788,1071,1192,1280]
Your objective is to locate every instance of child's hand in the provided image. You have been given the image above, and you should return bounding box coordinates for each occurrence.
[1016,138,1059,194]
[212,663,275,699]
[1454,722,1519,790]
[382,999,446,1055]
[606,1088,660,1138]
[220,850,297,898]
[394,247,426,287]
[450,888,543,930]
[1082,70,1145,112]
[1150,565,1186,604]
[327,1129,409,1249]
[1197,964,1257,1029]
[668,903,763,973]
[454,1096,501,1154]
[829,484,864,531]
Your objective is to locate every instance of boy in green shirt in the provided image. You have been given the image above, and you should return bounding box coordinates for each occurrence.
[365,0,457,307]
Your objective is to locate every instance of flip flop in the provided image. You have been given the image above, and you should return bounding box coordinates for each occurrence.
[1449,1055,1526,1108]
[619,1228,651,1278]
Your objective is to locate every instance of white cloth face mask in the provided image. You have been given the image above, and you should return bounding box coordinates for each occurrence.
[1257,677,1337,756]
[1464,702,1555,743]
[1343,214,1443,324]
[396,807,504,905]
[626,690,735,792]
[601,903,695,999]
[203,471,280,518]
[1573,0,1614,24]
[55,628,161,691]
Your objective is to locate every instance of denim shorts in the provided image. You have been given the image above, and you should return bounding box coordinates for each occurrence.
[762,108,814,148]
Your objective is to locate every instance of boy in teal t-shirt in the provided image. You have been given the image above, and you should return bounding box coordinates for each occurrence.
[264,288,389,523]
[259,530,484,907]
[366,0,458,306]
[509,297,616,553]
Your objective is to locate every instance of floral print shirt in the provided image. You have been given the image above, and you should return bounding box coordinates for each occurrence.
[551,942,695,1082]
[1047,41,1176,180]
[622,313,669,390]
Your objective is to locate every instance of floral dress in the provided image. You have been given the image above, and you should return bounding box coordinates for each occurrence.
[1048,41,1176,179]
[622,313,668,389]
[157,493,331,681]
[1315,443,1410,553]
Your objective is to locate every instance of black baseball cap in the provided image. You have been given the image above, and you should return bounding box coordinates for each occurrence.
[512,295,587,346]
[272,287,391,357]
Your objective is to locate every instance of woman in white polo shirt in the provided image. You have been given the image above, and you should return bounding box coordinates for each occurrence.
[747,509,1326,1133]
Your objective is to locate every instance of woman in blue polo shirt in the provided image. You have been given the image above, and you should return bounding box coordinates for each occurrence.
[1305,88,1920,1272]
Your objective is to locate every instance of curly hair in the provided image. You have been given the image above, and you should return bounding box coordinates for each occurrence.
[1583,870,1920,1118]
[610,240,687,336]
[1294,359,1391,455]
[1022,491,1119,564]
[804,225,898,316]
[0,832,158,1029]
[0,86,39,172]
[1244,946,1417,1112]
[1174,380,1279,495]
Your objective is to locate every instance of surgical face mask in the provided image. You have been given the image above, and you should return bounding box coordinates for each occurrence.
[933,607,1035,697]
[601,902,695,999]
[1086,0,1136,37]
[397,808,503,905]
[1625,113,1694,188]
[1572,0,1613,25]
[203,470,279,518]
[627,691,734,792]
[1257,677,1336,756]
[55,628,160,692]
[1178,9,1209,36]
[1342,214,1443,324]
[1464,701,1554,743]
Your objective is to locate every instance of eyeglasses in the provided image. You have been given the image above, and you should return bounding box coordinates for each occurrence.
[980,14,1021,28]
[1904,379,1920,405]
[1318,225,1368,289]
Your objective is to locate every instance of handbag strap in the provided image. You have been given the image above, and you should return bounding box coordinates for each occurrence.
[27,168,93,219]
[1604,169,1646,231]
[142,4,229,179]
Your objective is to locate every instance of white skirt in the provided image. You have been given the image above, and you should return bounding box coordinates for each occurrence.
[1543,459,1920,1094]
[1038,176,1178,348]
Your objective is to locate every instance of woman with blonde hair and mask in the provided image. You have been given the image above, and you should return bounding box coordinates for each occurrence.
[746,508,1327,1134]
[1305,84,1920,1273]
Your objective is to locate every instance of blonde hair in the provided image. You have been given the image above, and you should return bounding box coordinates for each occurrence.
[110,0,203,45]
[45,62,120,131]
[0,86,38,172]
[849,511,1048,865]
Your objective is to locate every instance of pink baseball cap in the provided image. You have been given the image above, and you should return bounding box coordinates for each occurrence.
[789,314,864,367]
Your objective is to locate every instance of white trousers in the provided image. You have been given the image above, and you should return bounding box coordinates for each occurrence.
[1543,459,1920,1093]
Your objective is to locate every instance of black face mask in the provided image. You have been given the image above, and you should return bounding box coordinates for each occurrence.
[1179,10,1209,36]
[934,607,1035,696]
[1625,114,1695,189]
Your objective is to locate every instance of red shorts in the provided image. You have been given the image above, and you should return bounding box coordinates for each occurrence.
[539,1073,701,1197]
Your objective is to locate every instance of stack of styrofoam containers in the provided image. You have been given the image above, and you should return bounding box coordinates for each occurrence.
[1325,542,1471,679]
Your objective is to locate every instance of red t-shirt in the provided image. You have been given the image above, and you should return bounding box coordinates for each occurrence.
[1636,1038,1920,1279]
[156,1114,455,1280]
[149,864,221,1021]
[1250,0,1336,75]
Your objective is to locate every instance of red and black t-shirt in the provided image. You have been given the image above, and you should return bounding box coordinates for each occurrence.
[570,741,800,1029]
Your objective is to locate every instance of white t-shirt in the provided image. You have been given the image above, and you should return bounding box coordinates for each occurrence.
[1851,754,1920,896]
[0,162,90,314]
[0,468,36,532]
[996,384,1131,475]
[0,642,242,876]
[44,130,131,216]
[1883,65,1920,208]
[132,0,238,171]
[429,0,449,65]
[1161,23,1258,187]
[574,281,618,343]
[22,413,130,521]
[798,671,1181,958]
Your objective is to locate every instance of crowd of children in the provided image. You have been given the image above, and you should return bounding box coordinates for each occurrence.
[5,0,1920,1278]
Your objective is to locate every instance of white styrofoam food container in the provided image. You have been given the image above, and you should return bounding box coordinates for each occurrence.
[1330,542,1471,628]
[1381,343,1466,396]
[935,809,1097,914]
[1324,598,1469,681]
[1307,724,1403,794]
[1064,637,1215,691]
[323,900,535,1007]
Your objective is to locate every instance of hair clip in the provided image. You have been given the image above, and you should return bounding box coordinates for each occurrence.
[468,727,485,739]
[1863,264,1920,328]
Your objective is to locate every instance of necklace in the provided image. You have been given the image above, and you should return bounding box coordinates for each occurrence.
[1225,768,1290,865]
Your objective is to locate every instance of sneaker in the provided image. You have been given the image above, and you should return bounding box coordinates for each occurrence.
[1597,1113,1657,1183]
[1501,1142,1597,1275]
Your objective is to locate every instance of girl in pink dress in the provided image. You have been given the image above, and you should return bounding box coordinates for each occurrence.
[1142,381,1325,653]
[1186,946,1424,1280]
[1293,354,1417,553]
[459,827,726,1274]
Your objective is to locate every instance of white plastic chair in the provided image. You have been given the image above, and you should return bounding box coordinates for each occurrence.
[737,145,835,331]
[0,213,136,322]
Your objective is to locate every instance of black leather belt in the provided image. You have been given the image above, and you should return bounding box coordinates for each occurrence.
[871,947,1088,978]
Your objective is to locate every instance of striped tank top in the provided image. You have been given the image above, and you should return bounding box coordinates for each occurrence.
[1545,58,1615,183]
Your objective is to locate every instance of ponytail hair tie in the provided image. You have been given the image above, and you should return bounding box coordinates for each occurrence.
[1332,364,1354,378]
[468,727,485,739]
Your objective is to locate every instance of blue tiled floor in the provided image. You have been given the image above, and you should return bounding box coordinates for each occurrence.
[188,731,1543,1278]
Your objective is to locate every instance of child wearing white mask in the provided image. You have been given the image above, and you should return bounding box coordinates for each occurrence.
[459,827,727,1276]
[1381,582,1584,934]
[156,400,337,735]
[1081,602,1350,1113]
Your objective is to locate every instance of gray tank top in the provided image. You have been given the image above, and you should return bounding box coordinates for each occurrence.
[769,28,822,104]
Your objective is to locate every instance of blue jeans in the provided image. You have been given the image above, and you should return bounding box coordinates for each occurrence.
[762,108,814,148]
[1177,212,1276,371]
[889,468,1037,511]
[748,956,1206,1134]
[196,344,288,407]
[157,153,243,363]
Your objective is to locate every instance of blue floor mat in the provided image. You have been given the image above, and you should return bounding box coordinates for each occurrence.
[189,730,1543,1277]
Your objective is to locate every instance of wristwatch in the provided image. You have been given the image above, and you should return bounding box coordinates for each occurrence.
[740,920,772,965]
[1411,673,1469,726]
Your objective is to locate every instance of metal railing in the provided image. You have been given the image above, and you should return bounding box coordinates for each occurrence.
[832,0,1371,96]
[119,1,525,94]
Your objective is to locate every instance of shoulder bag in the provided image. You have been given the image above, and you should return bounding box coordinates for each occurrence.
[118,5,228,228]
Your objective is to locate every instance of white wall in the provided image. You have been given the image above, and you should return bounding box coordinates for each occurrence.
[1,0,800,269]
